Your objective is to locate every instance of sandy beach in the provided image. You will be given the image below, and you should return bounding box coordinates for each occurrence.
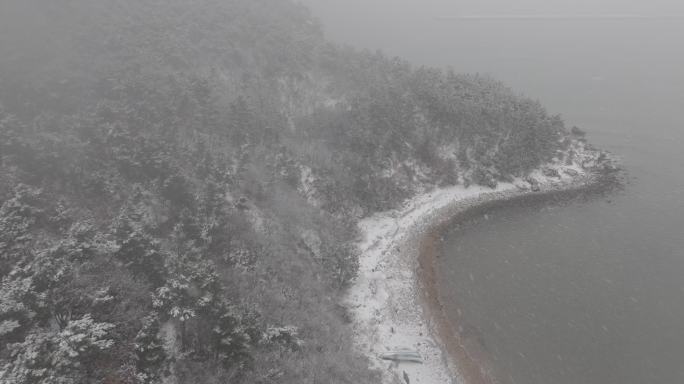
[345,163,602,384]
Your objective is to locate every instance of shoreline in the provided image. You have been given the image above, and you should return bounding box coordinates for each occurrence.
[346,166,609,384]
[417,173,606,384]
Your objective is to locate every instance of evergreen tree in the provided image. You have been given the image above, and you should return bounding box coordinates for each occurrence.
[1,315,114,384]
[134,314,166,383]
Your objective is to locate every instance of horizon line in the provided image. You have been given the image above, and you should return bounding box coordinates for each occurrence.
[435,14,684,21]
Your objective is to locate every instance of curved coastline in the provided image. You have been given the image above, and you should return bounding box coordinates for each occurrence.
[417,172,610,384]
[346,166,614,384]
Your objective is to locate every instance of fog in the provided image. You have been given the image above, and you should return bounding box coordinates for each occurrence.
[1,1,683,383]
[303,0,684,127]
[299,2,684,383]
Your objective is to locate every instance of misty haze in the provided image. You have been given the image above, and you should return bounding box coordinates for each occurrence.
[0,1,681,384]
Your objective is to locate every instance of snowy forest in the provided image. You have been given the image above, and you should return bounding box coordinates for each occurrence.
[0,1,592,383]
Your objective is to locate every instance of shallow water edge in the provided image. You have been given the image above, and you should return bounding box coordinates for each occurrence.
[416,171,619,384]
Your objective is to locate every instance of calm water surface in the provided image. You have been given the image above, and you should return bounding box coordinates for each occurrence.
[305,2,684,383]
[429,18,684,384]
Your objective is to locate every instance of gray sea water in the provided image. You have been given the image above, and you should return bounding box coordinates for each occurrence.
[431,17,684,384]
[304,1,684,383]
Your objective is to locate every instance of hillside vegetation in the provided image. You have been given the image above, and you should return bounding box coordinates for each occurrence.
[0,1,591,383]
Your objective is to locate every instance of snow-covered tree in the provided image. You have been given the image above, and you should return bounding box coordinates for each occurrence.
[1,314,114,384]
[0,276,36,344]
[0,185,44,276]
[134,314,166,383]
[212,308,254,368]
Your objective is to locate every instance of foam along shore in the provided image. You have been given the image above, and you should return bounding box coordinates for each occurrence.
[345,163,601,384]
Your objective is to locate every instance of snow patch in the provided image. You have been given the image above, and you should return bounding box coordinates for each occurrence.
[346,164,592,384]
[298,165,321,207]
[347,183,515,384]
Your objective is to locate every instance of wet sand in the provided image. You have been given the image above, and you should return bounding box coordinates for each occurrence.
[419,222,499,384]
[415,173,610,384]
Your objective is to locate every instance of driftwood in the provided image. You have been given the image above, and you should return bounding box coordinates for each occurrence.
[380,350,423,363]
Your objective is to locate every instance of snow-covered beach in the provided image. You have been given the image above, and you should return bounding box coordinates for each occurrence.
[345,164,602,384]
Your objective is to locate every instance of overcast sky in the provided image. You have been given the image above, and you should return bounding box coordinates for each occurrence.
[301,0,684,56]
[302,0,684,17]
[301,0,684,136]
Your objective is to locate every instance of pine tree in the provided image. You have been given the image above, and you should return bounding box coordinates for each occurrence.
[134,314,166,383]
[1,314,114,384]
[228,96,252,147]
[212,307,253,369]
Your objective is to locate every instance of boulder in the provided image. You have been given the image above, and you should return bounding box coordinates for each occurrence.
[542,167,561,178]
[524,176,541,192]
[563,168,579,177]
[236,196,250,210]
